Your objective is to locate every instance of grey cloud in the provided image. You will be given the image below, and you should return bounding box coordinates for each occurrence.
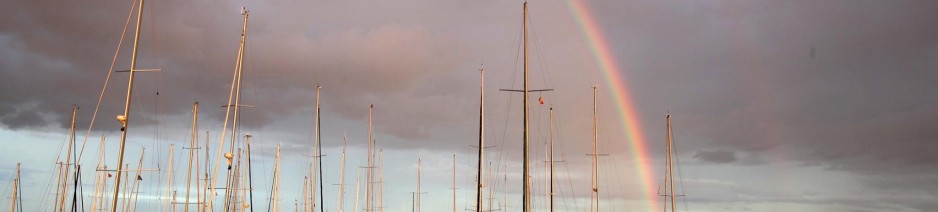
[693,149,737,164]
[0,0,478,142]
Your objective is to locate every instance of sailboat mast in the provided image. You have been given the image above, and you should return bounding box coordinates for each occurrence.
[9,163,19,212]
[353,167,361,212]
[306,163,313,211]
[521,2,531,211]
[127,148,146,212]
[378,149,384,212]
[314,84,323,212]
[59,106,77,212]
[302,177,309,212]
[666,114,675,212]
[247,134,256,212]
[476,66,485,212]
[591,86,600,212]
[209,8,249,211]
[109,0,147,207]
[53,162,62,212]
[185,102,199,212]
[164,144,175,212]
[416,159,421,212]
[520,1,531,212]
[503,166,507,212]
[119,164,129,211]
[226,8,250,210]
[549,108,555,212]
[366,105,374,212]
[337,135,347,212]
[90,135,107,212]
[172,191,178,212]
[272,144,282,212]
[202,131,210,212]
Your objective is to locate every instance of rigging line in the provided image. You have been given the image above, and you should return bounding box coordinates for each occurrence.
[491,11,524,196]
[37,162,54,211]
[243,33,273,205]
[671,123,688,212]
[598,97,628,211]
[144,0,165,201]
[661,126,669,212]
[208,12,246,210]
[1,172,12,203]
[596,94,618,210]
[550,109,579,212]
[43,108,73,211]
[548,118,572,212]
[493,8,524,157]
[76,0,138,165]
[526,10,559,108]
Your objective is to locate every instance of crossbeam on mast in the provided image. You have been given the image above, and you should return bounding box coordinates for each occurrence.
[115,68,162,72]
[498,89,554,92]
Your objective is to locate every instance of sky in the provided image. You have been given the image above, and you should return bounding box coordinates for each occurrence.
[1,0,937,211]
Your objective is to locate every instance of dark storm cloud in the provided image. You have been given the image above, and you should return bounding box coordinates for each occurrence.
[0,0,481,140]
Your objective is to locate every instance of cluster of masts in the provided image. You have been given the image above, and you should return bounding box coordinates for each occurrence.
[5,1,686,212]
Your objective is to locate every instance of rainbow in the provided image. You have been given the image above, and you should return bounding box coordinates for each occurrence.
[564,0,656,210]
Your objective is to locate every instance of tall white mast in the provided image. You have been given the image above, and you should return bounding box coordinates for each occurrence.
[109,0,149,208]
[366,105,374,212]
[9,163,19,212]
[590,86,600,212]
[416,159,421,212]
[127,148,146,212]
[503,166,507,212]
[90,135,107,212]
[522,2,530,211]
[208,7,250,211]
[353,167,361,212]
[184,102,199,212]
[302,177,309,212]
[665,114,676,212]
[247,134,256,211]
[314,84,323,212]
[307,162,313,211]
[336,135,347,212]
[58,106,78,212]
[202,131,210,212]
[53,162,63,212]
[272,144,282,212]
[549,108,556,212]
[379,149,384,212]
[164,144,175,212]
[475,66,485,212]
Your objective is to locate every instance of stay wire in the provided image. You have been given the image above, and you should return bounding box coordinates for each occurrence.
[76,0,138,166]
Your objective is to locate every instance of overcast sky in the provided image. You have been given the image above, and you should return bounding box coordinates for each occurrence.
[1,0,937,211]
